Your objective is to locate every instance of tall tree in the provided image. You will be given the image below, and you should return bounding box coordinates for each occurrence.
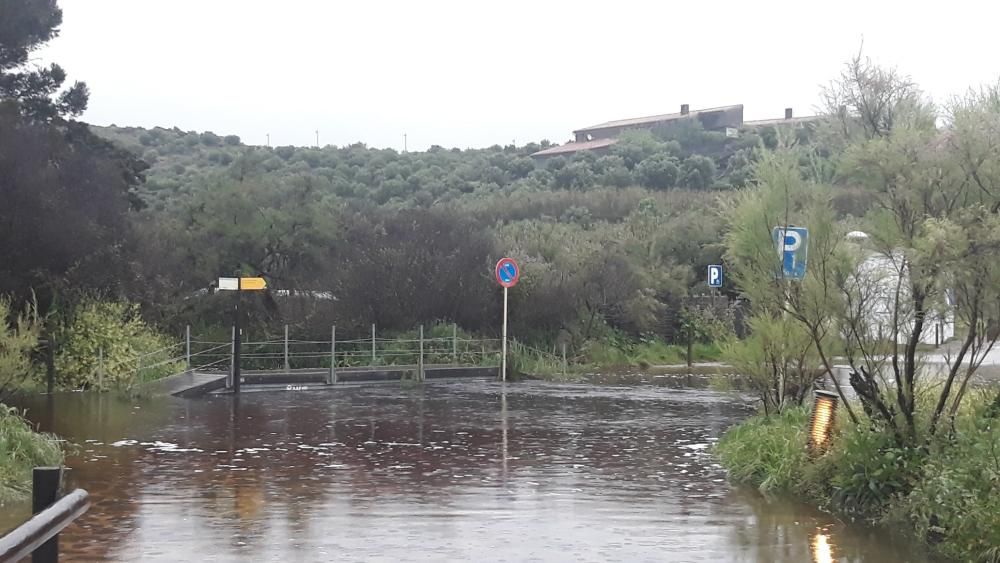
[0,0,146,336]
[0,0,88,121]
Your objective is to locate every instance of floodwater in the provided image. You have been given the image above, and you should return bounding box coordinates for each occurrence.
[3,377,933,562]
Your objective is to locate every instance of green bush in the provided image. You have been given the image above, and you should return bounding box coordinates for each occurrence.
[0,406,62,501]
[817,426,925,519]
[898,405,1000,562]
[53,299,182,391]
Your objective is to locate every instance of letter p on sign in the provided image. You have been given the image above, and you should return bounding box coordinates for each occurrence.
[708,265,723,288]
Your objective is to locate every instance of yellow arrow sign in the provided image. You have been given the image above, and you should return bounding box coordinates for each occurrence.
[240,277,267,291]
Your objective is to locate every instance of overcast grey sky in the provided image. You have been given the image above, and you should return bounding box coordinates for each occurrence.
[38,0,1000,151]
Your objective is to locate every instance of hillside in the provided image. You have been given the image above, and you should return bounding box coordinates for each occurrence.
[91,118,808,212]
[79,119,823,345]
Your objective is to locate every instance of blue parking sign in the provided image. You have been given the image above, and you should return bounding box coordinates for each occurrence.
[708,265,723,288]
[772,227,808,280]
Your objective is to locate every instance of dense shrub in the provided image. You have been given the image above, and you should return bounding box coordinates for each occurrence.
[53,299,182,391]
[636,153,679,190]
[898,404,1000,562]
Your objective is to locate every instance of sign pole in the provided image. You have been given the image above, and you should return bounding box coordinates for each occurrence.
[233,276,242,394]
[502,286,508,383]
[216,276,266,393]
[494,257,520,384]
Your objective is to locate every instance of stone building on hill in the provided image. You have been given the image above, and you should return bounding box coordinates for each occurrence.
[531,104,821,159]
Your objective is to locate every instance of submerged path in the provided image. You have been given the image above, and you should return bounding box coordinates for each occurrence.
[5,378,929,562]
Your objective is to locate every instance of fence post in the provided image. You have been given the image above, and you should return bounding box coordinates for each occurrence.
[284,324,290,373]
[452,323,458,364]
[371,324,376,365]
[185,325,191,372]
[98,347,104,392]
[328,325,337,385]
[419,325,425,382]
[32,466,61,562]
[562,342,567,377]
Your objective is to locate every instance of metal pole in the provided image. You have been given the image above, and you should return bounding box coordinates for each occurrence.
[371,323,376,365]
[419,325,425,382]
[452,323,458,364]
[329,325,337,385]
[502,286,508,383]
[233,279,241,394]
[32,466,61,563]
[185,325,191,372]
[284,324,290,372]
[501,390,508,482]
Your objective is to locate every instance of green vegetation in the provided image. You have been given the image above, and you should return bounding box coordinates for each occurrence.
[0,406,63,501]
[716,399,1000,562]
[0,297,41,400]
[53,299,184,391]
[716,53,1000,561]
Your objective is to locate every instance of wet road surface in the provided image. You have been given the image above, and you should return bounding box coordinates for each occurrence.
[3,378,933,562]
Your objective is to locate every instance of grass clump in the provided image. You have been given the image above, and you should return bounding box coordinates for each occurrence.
[581,337,725,370]
[0,406,63,501]
[715,407,811,492]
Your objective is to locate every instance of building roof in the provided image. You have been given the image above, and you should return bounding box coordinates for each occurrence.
[573,104,743,134]
[743,115,824,127]
[529,137,618,158]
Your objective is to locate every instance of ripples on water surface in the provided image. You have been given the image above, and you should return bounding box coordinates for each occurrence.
[3,378,932,562]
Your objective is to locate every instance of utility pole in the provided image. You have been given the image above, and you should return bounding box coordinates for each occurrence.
[265,133,270,147]
[315,130,319,148]
[403,133,407,153]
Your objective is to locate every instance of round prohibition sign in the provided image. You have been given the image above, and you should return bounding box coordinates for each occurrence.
[495,257,520,288]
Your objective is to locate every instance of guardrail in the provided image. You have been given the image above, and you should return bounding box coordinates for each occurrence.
[0,467,90,563]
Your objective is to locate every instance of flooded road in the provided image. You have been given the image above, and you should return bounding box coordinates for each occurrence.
[4,378,932,562]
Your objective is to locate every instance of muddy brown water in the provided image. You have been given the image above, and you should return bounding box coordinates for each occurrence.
[2,376,934,562]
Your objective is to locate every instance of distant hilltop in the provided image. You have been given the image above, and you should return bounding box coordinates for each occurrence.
[531,104,822,159]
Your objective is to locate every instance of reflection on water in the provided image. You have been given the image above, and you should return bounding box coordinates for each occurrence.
[4,381,930,562]
[813,533,833,563]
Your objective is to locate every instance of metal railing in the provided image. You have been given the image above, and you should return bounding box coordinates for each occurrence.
[147,324,504,386]
[0,467,90,563]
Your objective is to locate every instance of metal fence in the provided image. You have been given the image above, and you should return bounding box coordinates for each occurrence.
[148,324,503,382]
